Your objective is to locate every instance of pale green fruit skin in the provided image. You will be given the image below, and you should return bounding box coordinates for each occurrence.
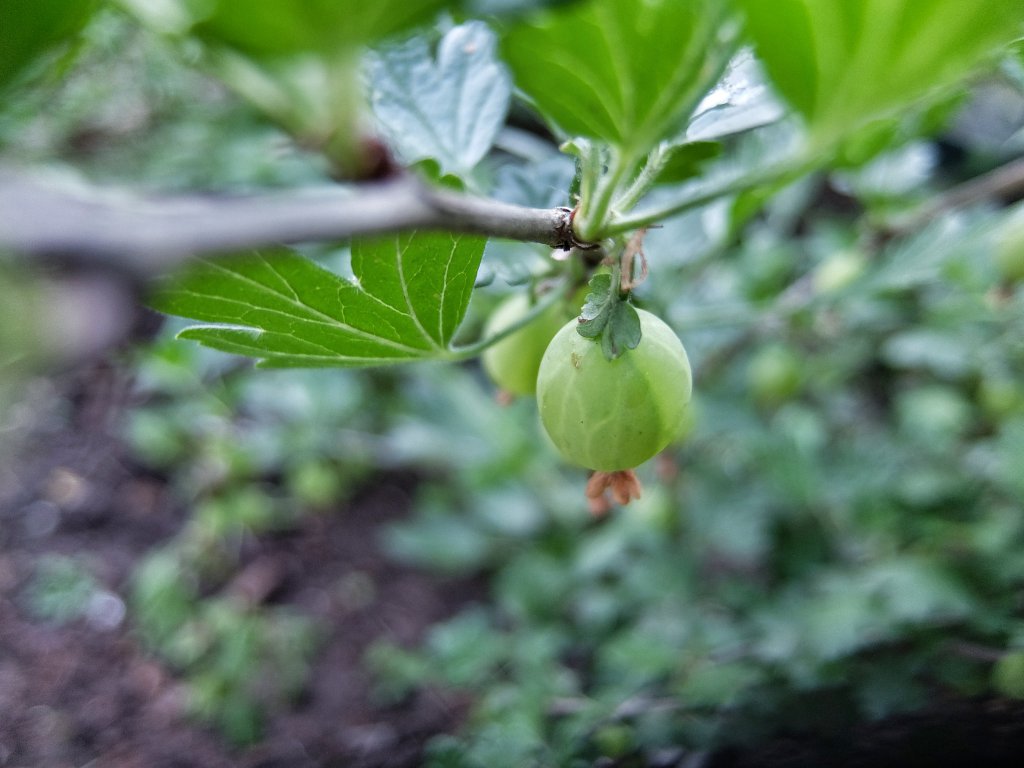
[748,344,803,407]
[537,309,693,471]
[993,651,1024,699]
[812,249,866,294]
[482,294,566,396]
[977,376,1024,421]
[994,208,1024,282]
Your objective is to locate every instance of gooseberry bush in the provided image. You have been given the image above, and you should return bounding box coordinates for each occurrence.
[4,0,1024,763]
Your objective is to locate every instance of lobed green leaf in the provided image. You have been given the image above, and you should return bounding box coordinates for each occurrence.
[0,0,96,93]
[651,141,723,186]
[600,300,641,360]
[500,0,740,156]
[186,0,455,57]
[684,48,785,142]
[150,233,485,367]
[576,272,613,337]
[736,0,1024,146]
[369,22,511,181]
[575,274,642,360]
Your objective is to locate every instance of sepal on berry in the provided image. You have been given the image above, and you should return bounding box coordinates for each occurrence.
[585,470,643,516]
[576,273,641,360]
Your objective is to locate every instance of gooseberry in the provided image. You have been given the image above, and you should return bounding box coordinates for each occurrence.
[977,375,1024,421]
[993,650,1024,699]
[481,293,566,396]
[896,385,972,444]
[747,344,803,407]
[593,724,634,758]
[994,206,1024,282]
[536,309,692,471]
[812,249,866,294]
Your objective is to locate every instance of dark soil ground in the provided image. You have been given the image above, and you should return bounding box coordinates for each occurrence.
[0,362,479,768]
[708,696,1024,768]
[4,361,1024,768]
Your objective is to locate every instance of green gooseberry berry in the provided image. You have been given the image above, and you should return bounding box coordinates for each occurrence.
[994,206,1024,282]
[812,249,866,294]
[993,651,1024,699]
[977,375,1024,421]
[536,308,692,471]
[748,343,803,407]
[481,292,567,396]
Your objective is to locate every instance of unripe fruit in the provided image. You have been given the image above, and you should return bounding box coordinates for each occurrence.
[993,651,1024,699]
[536,309,692,471]
[994,207,1024,282]
[897,385,972,443]
[593,724,634,758]
[813,249,866,294]
[977,375,1024,421]
[288,460,342,507]
[482,293,566,396]
[748,344,803,407]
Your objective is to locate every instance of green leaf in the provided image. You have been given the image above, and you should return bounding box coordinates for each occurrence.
[685,49,785,142]
[600,301,641,360]
[575,274,641,360]
[993,651,1024,700]
[736,0,1024,146]
[0,0,95,92]
[466,0,576,16]
[369,22,511,180]
[492,154,575,209]
[186,0,454,57]
[652,141,723,186]
[409,159,467,191]
[150,233,486,368]
[500,0,740,154]
[576,273,613,337]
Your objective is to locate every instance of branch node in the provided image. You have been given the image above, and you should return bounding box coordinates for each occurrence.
[559,207,601,251]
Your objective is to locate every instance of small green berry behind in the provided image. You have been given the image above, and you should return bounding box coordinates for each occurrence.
[747,343,803,408]
[536,308,692,473]
[481,293,567,397]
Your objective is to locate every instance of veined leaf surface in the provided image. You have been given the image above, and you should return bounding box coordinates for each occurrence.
[501,0,740,156]
[150,233,485,367]
[369,22,511,180]
[736,0,1024,146]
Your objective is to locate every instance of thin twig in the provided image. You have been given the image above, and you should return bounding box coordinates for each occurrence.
[886,155,1024,235]
[946,640,1006,663]
[0,169,576,277]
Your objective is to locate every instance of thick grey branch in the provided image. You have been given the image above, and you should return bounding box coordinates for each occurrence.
[0,169,574,277]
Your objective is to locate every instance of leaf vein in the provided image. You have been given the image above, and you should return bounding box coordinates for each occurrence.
[169,278,426,355]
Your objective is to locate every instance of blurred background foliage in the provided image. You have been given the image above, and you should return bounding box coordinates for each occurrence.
[3,3,1024,766]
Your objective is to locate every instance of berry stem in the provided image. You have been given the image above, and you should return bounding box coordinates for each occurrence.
[450,278,569,359]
